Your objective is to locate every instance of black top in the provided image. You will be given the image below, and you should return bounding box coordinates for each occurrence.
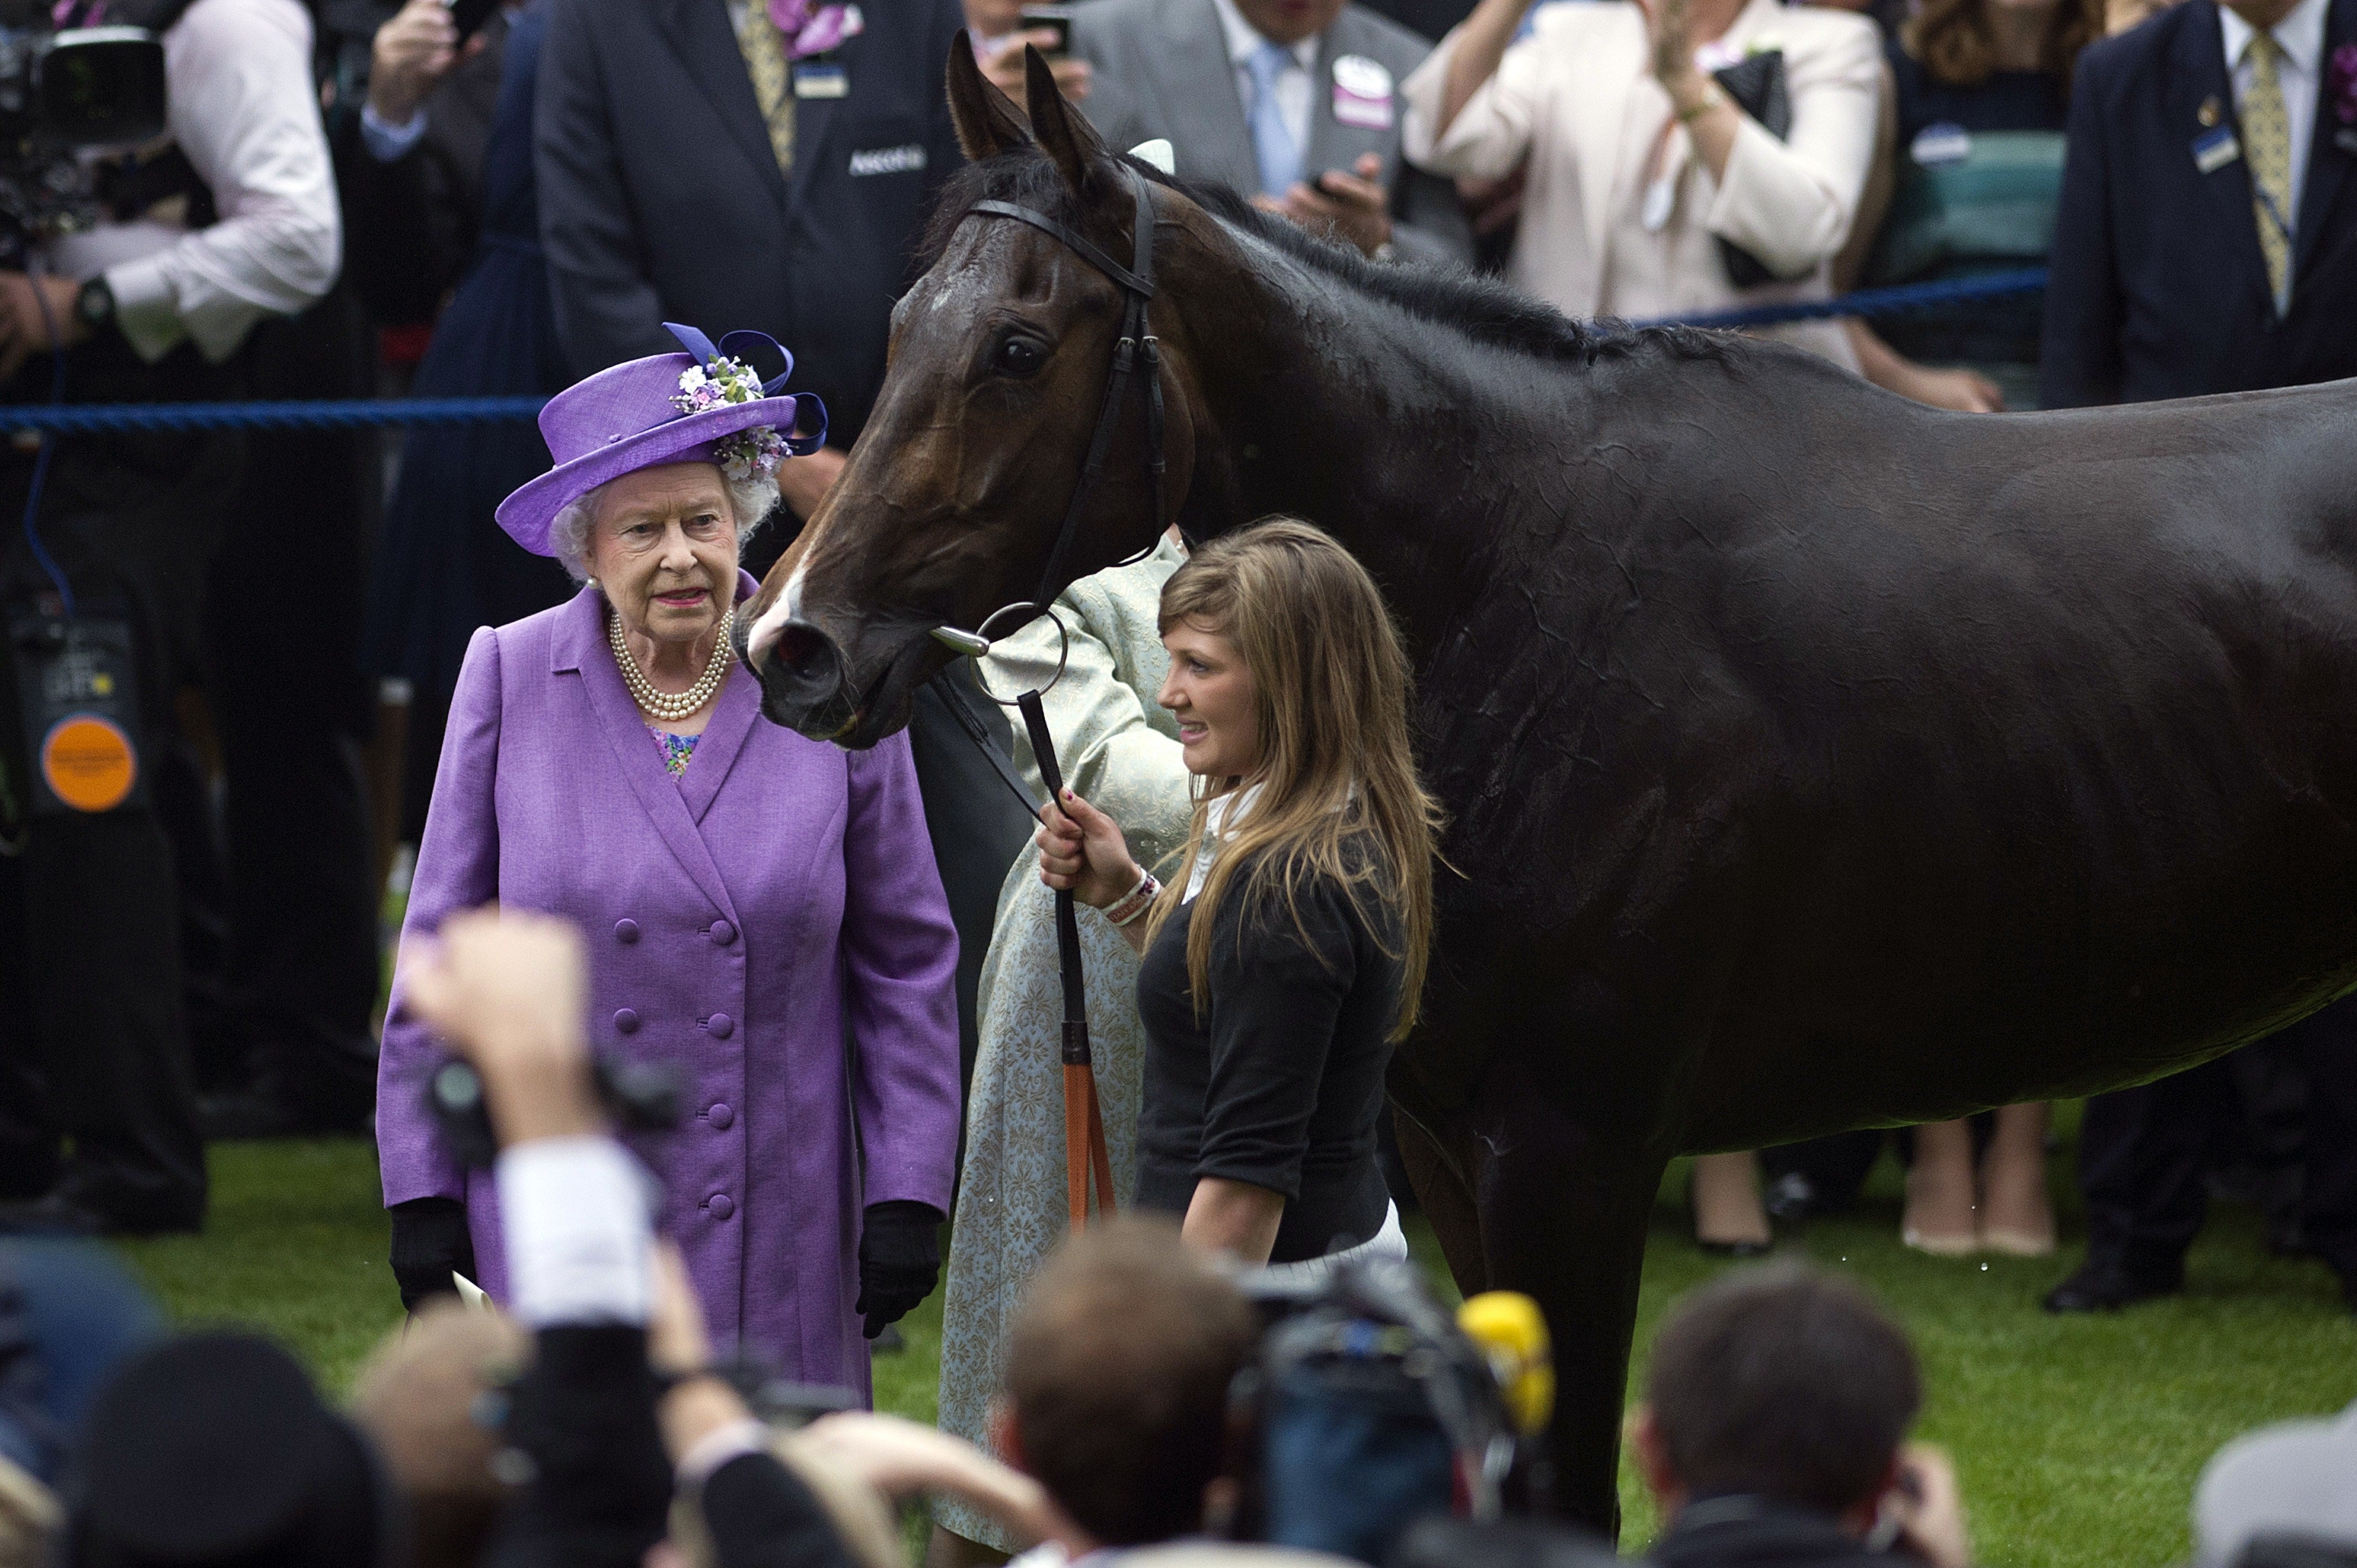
[1887,44,2066,144]
[1133,848,1405,1263]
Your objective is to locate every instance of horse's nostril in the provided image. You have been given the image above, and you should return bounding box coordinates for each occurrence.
[771,621,827,676]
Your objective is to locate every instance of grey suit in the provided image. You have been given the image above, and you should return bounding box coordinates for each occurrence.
[1070,0,1474,269]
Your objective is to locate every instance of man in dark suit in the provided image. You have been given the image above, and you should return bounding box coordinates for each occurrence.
[2039,0,2357,1316]
[1069,0,1475,268]
[2041,0,2357,404]
[537,0,965,530]
[535,0,1035,1128]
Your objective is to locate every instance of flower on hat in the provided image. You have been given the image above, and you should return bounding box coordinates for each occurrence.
[2332,43,2357,124]
[674,354,790,481]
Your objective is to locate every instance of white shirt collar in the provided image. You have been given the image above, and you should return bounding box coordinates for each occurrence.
[2219,0,2329,80]
[1185,781,1264,902]
[1209,0,1319,72]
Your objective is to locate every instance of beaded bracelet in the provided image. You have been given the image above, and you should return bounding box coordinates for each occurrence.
[1103,870,1161,926]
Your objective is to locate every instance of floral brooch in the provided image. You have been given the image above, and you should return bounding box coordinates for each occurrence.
[2331,42,2357,127]
[674,355,790,482]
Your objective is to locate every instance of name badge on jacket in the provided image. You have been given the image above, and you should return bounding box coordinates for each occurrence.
[1332,54,1394,131]
[2192,125,2241,174]
[794,62,849,98]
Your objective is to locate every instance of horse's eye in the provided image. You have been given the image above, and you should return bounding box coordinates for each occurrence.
[994,338,1046,377]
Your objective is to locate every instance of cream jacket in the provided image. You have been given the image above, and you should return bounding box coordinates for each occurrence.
[1401,0,1881,369]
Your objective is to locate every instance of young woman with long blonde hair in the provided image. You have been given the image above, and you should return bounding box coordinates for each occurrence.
[1036,519,1442,1268]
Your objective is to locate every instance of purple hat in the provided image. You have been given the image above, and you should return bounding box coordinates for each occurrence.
[495,323,827,557]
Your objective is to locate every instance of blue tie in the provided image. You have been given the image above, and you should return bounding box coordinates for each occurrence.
[1245,40,1302,199]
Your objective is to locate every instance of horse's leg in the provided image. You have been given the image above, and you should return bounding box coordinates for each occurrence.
[1391,1099,1489,1294]
[1471,1055,1668,1536]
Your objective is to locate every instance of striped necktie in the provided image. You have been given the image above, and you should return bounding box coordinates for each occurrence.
[2242,32,2293,310]
[727,0,796,175]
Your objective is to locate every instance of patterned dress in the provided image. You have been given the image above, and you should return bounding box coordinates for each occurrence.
[933,536,1192,1551]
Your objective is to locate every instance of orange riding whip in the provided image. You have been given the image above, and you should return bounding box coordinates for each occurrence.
[930,608,1116,1229]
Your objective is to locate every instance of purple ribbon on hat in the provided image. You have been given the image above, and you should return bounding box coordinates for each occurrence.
[661,322,826,455]
[767,0,864,60]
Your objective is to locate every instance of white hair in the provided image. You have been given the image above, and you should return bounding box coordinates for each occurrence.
[549,465,783,584]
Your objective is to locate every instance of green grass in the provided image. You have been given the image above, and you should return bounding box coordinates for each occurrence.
[109,1116,2355,1568]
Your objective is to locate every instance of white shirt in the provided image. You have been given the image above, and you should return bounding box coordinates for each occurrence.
[1210,0,1318,161]
[361,101,431,164]
[1183,780,1264,902]
[41,0,340,364]
[496,1135,655,1326]
[2219,0,2328,245]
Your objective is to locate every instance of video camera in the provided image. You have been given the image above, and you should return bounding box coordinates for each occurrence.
[0,1,167,268]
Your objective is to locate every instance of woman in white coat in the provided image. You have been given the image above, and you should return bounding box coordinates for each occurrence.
[1402,0,1882,372]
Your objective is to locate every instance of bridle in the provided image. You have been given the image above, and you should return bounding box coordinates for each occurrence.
[919,165,1175,1233]
[963,164,1170,620]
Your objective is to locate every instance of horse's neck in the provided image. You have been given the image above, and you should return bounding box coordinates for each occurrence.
[1178,245,1585,652]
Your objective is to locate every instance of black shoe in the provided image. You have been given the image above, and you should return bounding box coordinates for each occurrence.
[2041,1260,2182,1313]
[0,1191,200,1238]
[199,1088,370,1141]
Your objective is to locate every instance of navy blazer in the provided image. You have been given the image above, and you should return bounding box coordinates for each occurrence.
[534,0,966,448]
[2040,0,2357,407]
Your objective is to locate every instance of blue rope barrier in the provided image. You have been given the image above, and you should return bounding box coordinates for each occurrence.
[0,394,548,434]
[1644,268,2048,331]
[0,270,2050,434]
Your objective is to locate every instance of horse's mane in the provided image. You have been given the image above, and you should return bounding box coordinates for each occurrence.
[919,150,1735,368]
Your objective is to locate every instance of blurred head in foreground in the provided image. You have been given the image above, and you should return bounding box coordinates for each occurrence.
[67,1333,398,1568]
[996,1216,1256,1548]
[1633,1263,1924,1528]
[2193,1400,2357,1568]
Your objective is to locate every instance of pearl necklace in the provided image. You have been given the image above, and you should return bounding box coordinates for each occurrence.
[609,604,735,722]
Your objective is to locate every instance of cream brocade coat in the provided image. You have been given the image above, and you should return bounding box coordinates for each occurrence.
[934,538,1192,1550]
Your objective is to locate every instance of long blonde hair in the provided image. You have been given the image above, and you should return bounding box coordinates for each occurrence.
[1147,519,1443,1040]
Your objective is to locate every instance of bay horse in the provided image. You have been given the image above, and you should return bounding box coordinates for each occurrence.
[742,49,2357,1528]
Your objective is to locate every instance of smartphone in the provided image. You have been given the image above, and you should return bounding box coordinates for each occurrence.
[1018,3,1075,58]
[444,0,500,45]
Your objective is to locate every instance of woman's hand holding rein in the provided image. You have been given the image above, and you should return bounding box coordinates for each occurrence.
[1036,789,1156,955]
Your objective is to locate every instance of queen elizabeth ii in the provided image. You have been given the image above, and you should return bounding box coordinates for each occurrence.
[375,326,961,1392]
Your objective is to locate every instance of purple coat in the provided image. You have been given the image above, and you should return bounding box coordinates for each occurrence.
[376,574,961,1398]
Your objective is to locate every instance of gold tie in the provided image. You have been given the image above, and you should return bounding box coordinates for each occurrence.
[727,0,796,175]
[2243,32,2292,307]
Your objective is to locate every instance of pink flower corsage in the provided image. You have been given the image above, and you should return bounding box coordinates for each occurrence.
[2330,42,2357,125]
[769,0,864,60]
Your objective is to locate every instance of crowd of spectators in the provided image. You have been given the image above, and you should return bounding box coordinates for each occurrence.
[0,0,2353,1563]
[1,911,2349,1568]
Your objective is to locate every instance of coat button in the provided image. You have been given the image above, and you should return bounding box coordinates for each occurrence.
[706,1102,735,1130]
[613,1008,640,1035]
[706,1193,735,1221]
[614,919,640,945]
[707,1013,734,1040]
[710,920,736,946]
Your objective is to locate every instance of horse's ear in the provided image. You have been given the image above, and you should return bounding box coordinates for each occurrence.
[946,32,1031,161]
[1023,44,1111,192]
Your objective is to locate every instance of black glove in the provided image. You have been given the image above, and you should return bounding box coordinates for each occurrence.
[389,1196,477,1313]
[854,1200,942,1339]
